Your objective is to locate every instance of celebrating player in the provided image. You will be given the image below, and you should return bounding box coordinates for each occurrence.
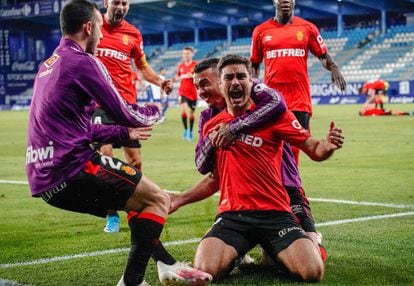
[193,55,343,282]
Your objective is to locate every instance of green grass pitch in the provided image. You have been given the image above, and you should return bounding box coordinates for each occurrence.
[0,104,413,285]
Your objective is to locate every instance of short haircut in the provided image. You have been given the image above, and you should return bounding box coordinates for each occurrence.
[184,46,194,53]
[194,58,219,74]
[60,0,99,35]
[217,54,251,75]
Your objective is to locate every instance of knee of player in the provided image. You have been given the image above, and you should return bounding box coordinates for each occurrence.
[299,262,324,282]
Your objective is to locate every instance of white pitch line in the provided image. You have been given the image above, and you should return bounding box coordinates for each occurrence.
[310,197,414,209]
[316,211,414,226]
[1,212,414,270]
[0,180,28,185]
[2,180,414,210]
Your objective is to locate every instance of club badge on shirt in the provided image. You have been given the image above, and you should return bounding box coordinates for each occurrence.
[122,35,129,45]
[296,31,304,41]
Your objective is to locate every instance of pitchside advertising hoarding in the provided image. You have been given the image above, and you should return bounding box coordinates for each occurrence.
[1,73,414,110]
[311,80,414,105]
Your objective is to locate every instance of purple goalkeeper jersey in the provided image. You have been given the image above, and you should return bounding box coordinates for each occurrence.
[26,38,161,196]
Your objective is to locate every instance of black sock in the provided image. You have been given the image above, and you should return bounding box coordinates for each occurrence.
[152,242,177,265]
[189,116,195,132]
[123,213,165,286]
[181,114,188,130]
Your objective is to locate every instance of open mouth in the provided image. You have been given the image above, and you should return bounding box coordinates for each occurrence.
[229,90,243,100]
[114,11,124,22]
[280,1,292,12]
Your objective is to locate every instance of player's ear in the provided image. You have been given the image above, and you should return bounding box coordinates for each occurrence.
[84,21,93,36]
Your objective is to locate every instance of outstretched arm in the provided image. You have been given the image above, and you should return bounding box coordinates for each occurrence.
[319,53,346,91]
[251,62,261,79]
[300,121,344,161]
[169,171,220,214]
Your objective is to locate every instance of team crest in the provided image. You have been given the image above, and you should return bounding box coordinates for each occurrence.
[296,31,304,41]
[121,165,136,176]
[44,53,60,68]
[122,35,129,45]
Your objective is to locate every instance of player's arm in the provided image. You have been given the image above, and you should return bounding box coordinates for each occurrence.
[169,171,220,214]
[195,118,217,175]
[209,81,287,149]
[90,124,129,143]
[84,57,161,128]
[318,53,346,91]
[251,62,261,79]
[299,122,344,162]
[135,56,173,94]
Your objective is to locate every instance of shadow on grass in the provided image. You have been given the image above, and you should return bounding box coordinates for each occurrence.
[213,264,300,285]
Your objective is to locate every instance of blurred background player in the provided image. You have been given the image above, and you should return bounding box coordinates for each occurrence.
[359,79,411,116]
[360,79,389,110]
[146,67,169,122]
[175,46,198,141]
[93,0,172,233]
[250,0,346,164]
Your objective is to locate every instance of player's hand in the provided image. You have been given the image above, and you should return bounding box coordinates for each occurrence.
[167,192,180,214]
[326,121,344,150]
[145,102,162,113]
[331,68,346,91]
[161,80,173,95]
[208,123,237,149]
[128,126,152,141]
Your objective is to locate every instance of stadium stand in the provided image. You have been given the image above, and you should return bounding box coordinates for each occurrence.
[1,0,414,109]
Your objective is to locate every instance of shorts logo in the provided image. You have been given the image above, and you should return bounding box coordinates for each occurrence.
[121,165,137,176]
[122,35,129,45]
[278,226,303,238]
[296,31,304,41]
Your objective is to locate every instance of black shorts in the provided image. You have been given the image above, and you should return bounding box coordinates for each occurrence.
[180,96,197,111]
[40,153,142,218]
[92,108,141,149]
[292,111,310,130]
[203,211,308,259]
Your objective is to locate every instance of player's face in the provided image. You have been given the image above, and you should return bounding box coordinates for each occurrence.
[274,0,294,17]
[194,68,225,109]
[219,64,252,113]
[182,49,194,62]
[86,10,104,54]
[105,0,129,26]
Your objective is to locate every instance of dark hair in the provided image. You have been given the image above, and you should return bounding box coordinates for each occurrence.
[60,0,99,35]
[184,46,194,52]
[194,58,219,74]
[217,54,251,75]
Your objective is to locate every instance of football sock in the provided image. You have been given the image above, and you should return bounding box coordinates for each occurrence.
[189,115,195,132]
[319,244,327,262]
[151,242,177,265]
[127,212,176,265]
[124,213,165,286]
[181,113,188,130]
